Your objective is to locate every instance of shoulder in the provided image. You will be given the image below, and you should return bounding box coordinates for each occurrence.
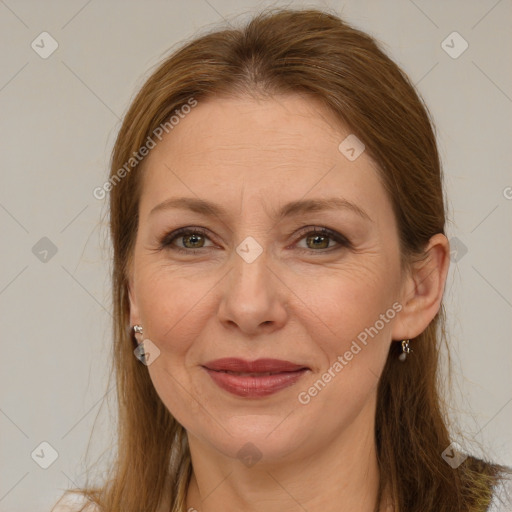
[51,492,100,512]
[487,469,512,512]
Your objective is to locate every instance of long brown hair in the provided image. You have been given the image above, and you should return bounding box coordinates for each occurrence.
[56,7,507,512]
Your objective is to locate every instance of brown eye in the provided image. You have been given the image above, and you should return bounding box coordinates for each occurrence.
[305,233,331,250]
[295,227,350,253]
[160,227,214,253]
[181,232,205,249]
[159,226,350,255]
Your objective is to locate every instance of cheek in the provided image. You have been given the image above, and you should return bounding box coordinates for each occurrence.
[135,263,215,353]
[296,271,396,419]
[300,261,398,338]
[295,263,399,406]
[135,266,214,428]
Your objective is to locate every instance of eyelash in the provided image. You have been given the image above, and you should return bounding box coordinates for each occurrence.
[158,226,351,255]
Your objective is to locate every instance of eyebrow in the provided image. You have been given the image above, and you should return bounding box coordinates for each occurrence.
[149,196,372,222]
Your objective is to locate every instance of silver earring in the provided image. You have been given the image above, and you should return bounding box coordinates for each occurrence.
[398,339,411,362]
[131,325,159,366]
[132,325,147,363]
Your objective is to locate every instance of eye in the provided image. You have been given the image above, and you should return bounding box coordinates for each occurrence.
[293,226,351,253]
[159,226,351,255]
[159,227,215,254]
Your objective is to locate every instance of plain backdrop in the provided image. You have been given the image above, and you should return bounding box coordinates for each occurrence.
[0,1,511,511]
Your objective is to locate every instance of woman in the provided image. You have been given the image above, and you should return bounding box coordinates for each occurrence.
[53,7,512,512]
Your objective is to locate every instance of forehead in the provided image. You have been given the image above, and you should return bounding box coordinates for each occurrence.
[139,93,387,219]
[149,93,346,163]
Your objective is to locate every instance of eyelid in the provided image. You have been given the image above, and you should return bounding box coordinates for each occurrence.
[160,226,214,250]
[291,226,351,251]
[293,225,349,241]
[159,225,351,253]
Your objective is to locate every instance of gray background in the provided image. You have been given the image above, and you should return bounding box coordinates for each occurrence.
[0,1,511,511]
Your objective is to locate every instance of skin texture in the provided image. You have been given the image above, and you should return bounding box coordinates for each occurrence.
[128,93,450,512]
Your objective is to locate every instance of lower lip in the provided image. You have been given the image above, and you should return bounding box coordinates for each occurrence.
[203,368,308,398]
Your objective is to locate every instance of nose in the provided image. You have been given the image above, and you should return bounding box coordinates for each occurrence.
[217,247,288,336]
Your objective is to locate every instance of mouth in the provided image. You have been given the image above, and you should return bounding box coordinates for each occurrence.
[212,370,301,376]
[201,359,310,398]
[202,357,310,373]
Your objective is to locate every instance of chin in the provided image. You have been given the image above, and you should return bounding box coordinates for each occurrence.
[192,415,315,465]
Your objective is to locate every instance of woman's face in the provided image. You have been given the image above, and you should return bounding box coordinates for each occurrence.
[128,93,406,464]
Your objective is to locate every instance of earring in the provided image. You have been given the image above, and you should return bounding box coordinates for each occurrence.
[132,325,143,347]
[398,339,411,362]
[132,325,147,363]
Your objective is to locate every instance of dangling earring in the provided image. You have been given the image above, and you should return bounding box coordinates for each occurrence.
[131,324,160,365]
[132,325,143,347]
[132,324,147,362]
[398,339,411,362]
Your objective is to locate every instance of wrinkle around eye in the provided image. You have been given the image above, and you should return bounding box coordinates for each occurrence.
[141,212,376,257]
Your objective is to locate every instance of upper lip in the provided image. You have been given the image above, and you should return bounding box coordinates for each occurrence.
[203,358,309,373]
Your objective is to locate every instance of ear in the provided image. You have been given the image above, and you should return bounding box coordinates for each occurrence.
[391,233,450,340]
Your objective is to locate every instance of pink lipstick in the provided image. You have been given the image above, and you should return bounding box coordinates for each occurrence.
[202,358,309,398]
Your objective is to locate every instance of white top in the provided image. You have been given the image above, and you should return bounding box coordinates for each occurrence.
[51,492,98,512]
[487,471,512,511]
[52,472,512,511]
